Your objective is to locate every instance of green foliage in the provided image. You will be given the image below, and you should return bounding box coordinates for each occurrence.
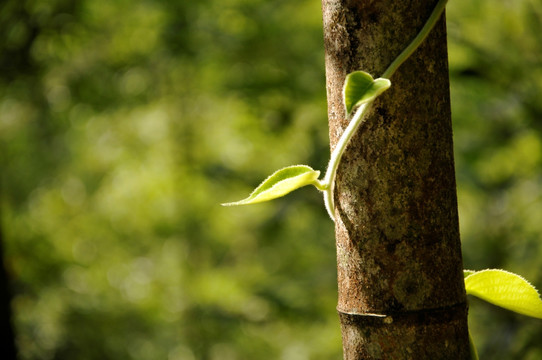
[1,0,338,359]
[448,0,542,358]
[1,0,542,359]
[222,165,322,206]
[465,269,542,359]
[342,72,391,116]
[465,269,542,319]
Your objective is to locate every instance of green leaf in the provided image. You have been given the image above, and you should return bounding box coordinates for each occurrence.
[343,71,391,115]
[222,165,321,206]
[465,269,542,319]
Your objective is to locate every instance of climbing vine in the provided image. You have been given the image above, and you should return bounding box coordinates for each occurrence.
[223,0,542,357]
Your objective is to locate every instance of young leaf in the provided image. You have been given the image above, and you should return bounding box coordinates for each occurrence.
[222,165,321,206]
[343,71,391,115]
[465,269,542,319]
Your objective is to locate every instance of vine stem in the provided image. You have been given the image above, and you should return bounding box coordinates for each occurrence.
[322,101,372,220]
[382,0,449,79]
[320,0,448,221]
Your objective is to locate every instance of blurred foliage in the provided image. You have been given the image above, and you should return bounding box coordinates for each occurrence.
[448,0,542,358]
[0,0,541,359]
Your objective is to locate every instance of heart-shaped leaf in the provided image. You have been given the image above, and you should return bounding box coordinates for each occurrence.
[465,269,542,319]
[343,71,391,115]
[222,165,321,206]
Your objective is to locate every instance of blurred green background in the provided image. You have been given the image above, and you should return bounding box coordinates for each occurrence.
[1,0,541,359]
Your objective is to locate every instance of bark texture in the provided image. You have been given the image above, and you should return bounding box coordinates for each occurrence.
[321,0,470,358]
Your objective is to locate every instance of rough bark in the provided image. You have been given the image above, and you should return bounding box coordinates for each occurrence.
[321,0,470,358]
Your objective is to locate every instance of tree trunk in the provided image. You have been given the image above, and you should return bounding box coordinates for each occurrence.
[321,0,470,358]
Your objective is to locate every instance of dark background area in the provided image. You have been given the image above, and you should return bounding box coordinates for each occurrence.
[1,0,541,359]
